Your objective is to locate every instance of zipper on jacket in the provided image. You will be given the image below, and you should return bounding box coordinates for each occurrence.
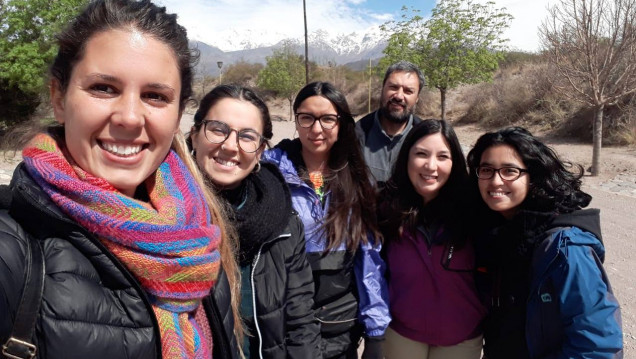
[251,244,265,359]
[250,232,291,359]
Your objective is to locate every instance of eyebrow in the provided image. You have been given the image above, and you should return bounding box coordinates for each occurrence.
[413,146,449,154]
[479,161,522,167]
[86,73,176,94]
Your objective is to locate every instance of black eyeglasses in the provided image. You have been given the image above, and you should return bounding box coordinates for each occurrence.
[202,120,266,153]
[295,113,339,129]
[476,166,528,181]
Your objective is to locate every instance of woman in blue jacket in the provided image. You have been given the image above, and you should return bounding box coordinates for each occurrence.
[264,82,390,359]
[467,127,623,359]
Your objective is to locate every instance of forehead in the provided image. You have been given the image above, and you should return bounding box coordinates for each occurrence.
[74,28,180,83]
[297,95,337,113]
[384,71,420,90]
[480,144,525,166]
[411,132,450,150]
[206,98,264,131]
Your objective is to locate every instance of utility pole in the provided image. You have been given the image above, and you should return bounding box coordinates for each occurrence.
[368,58,372,113]
[217,61,224,84]
[303,0,309,84]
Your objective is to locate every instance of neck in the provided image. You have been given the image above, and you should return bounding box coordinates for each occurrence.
[379,114,410,137]
[301,149,328,173]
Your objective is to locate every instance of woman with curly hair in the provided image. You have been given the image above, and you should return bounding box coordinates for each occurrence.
[467,127,623,359]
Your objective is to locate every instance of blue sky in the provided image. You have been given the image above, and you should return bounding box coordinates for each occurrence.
[157,0,552,52]
[364,0,435,15]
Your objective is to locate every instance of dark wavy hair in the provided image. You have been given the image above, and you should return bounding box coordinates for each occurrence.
[466,126,591,214]
[50,0,197,111]
[379,119,468,245]
[187,84,272,151]
[293,82,381,251]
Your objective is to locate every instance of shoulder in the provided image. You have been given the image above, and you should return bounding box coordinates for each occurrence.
[356,112,376,133]
[268,212,304,250]
[0,183,28,255]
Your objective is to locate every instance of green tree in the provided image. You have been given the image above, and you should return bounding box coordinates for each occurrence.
[378,7,425,73]
[257,40,306,120]
[381,1,512,120]
[0,0,86,129]
[223,60,264,88]
[540,0,636,176]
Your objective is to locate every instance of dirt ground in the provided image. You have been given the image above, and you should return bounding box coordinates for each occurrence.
[1,112,634,356]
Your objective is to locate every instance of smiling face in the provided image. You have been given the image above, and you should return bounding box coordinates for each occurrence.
[51,29,182,197]
[296,95,340,162]
[478,144,530,219]
[407,132,453,204]
[380,71,420,124]
[190,98,264,189]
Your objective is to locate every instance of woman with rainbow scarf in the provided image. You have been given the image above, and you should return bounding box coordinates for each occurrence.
[0,1,241,358]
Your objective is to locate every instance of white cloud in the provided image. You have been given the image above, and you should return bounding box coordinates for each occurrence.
[158,0,391,51]
[477,0,555,52]
[158,0,554,53]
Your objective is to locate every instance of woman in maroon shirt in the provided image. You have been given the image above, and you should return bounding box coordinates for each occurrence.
[378,119,486,359]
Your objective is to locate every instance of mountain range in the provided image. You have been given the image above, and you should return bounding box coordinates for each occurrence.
[193,28,387,76]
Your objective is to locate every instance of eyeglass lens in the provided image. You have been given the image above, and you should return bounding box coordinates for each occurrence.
[204,120,262,153]
[477,166,523,181]
[296,113,338,129]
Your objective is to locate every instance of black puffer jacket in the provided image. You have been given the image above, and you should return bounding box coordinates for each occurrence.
[221,163,320,358]
[0,165,239,359]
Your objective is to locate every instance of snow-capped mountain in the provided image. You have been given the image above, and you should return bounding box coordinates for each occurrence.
[194,27,387,76]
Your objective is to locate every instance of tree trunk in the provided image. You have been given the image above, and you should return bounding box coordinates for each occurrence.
[591,104,604,176]
[440,88,447,121]
[289,97,294,121]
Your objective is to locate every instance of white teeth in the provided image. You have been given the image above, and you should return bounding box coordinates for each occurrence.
[102,142,142,156]
[421,175,436,180]
[215,158,238,167]
[489,191,507,197]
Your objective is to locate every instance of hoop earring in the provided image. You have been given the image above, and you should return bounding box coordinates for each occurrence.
[253,162,261,173]
[190,148,196,157]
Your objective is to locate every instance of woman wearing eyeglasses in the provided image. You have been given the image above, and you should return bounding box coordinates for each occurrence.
[188,85,320,359]
[263,82,390,359]
[466,127,622,359]
[378,120,486,359]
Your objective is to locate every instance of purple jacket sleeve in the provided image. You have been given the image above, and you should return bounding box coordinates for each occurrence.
[354,235,391,337]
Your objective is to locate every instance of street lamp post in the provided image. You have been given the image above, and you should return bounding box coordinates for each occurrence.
[217,61,224,84]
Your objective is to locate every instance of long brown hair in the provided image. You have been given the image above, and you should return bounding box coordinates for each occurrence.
[293,82,382,252]
[48,0,244,344]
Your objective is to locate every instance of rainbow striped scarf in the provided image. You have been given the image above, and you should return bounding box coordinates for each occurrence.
[22,133,220,359]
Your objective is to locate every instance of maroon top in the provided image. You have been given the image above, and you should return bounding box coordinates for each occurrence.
[386,226,486,346]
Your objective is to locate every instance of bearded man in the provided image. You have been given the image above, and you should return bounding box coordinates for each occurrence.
[355,61,425,189]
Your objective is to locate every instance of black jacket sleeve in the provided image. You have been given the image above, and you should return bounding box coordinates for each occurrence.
[284,215,321,359]
[0,211,28,344]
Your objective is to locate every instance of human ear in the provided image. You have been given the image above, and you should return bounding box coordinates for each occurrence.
[50,79,65,125]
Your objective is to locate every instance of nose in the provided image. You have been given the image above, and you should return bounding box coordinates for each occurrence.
[490,171,505,185]
[222,130,239,152]
[310,119,323,133]
[424,158,437,170]
[113,92,145,128]
[392,88,405,101]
